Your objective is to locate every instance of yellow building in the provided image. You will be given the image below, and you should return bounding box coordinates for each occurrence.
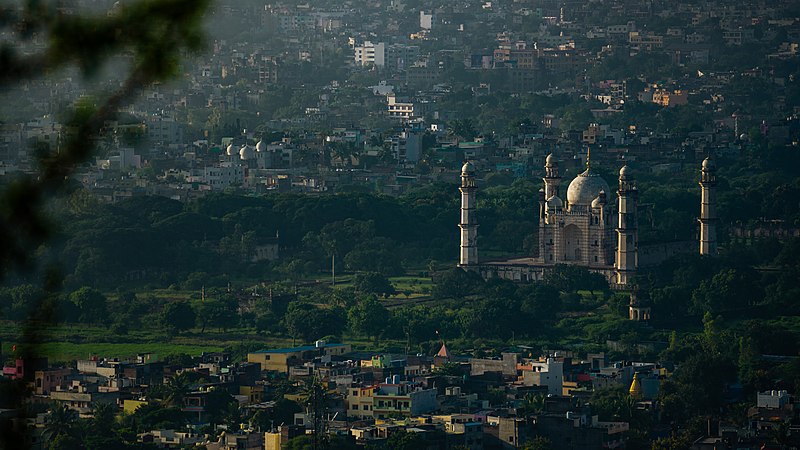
[264,431,281,450]
[247,342,352,373]
[123,399,147,414]
[239,385,266,404]
[347,385,379,419]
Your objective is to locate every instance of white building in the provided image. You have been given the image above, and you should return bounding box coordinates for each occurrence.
[458,153,640,288]
[420,10,434,30]
[204,163,244,190]
[521,358,564,396]
[757,390,791,409]
[98,147,141,170]
[147,114,183,145]
[354,41,385,67]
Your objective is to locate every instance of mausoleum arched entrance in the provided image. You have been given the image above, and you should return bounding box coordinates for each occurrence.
[563,224,581,261]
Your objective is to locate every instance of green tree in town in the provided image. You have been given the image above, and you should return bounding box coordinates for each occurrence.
[196,296,238,333]
[523,437,553,450]
[67,287,109,325]
[284,302,345,344]
[432,268,483,300]
[164,372,193,408]
[159,301,197,335]
[352,272,396,297]
[43,403,78,443]
[348,295,390,342]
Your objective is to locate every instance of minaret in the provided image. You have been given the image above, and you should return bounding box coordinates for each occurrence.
[459,161,478,266]
[615,165,638,285]
[699,156,718,256]
[543,153,561,199]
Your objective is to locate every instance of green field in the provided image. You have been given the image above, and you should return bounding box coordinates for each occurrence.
[17,342,224,363]
[389,276,434,292]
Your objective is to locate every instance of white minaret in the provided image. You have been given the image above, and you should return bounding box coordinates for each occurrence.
[459,161,478,266]
[615,165,638,285]
[699,156,718,256]
[543,153,561,199]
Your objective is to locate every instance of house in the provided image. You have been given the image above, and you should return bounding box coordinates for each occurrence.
[347,381,437,419]
[519,358,564,396]
[138,429,205,448]
[247,341,352,374]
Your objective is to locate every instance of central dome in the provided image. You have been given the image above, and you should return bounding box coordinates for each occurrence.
[566,168,610,206]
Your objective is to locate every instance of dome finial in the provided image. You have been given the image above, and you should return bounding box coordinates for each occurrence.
[586,147,592,170]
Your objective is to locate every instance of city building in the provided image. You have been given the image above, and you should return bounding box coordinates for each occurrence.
[247,342,352,373]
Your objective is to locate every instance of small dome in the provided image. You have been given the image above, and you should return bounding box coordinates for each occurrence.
[546,195,563,210]
[702,156,715,170]
[546,153,557,166]
[619,165,631,178]
[240,144,255,160]
[591,190,607,208]
[566,169,610,207]
[461,161,476,175]
[256,139,267,152]
[226,142,237,156]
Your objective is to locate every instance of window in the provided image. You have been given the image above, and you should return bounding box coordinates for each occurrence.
[352,404,358,410]
[353,390,358,396]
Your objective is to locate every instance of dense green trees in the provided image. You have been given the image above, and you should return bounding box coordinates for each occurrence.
[197,296,238,333]
[26,177,555,290]
[0,284,45,321]
[348,295,390,342]
[159,301,196,335]
[284,302,345,343]
[67,287,109,325]
[543,264,608,293]
[352,272,396,297]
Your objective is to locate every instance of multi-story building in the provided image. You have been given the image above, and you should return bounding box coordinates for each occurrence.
[147,114,183,146]
[203,163,244,190]
[628,32,664,51]
[372,383,438,419]
[519,358,564,396]
[354,42,419,70]
[247,342,351,374]
[387,95,416,120]
[354,41,385,68]
[385,44,420,71]
[347,385,379,419]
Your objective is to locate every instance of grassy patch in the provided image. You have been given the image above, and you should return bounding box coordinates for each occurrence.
[32,342,224,363]
[389,276,433,293]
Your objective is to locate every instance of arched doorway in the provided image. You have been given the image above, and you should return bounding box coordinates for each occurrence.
[563,224,581,261]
